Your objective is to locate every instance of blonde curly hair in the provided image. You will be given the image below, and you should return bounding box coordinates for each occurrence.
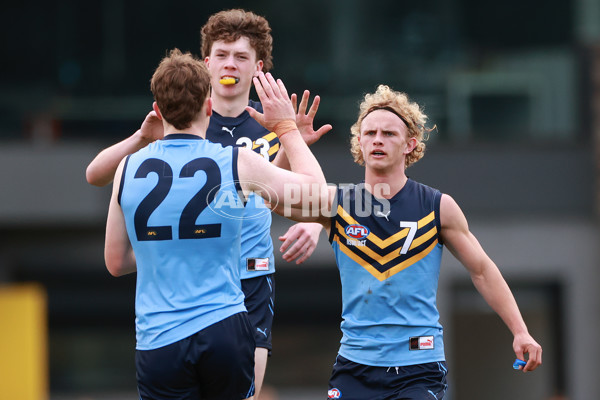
[350,85,431,168]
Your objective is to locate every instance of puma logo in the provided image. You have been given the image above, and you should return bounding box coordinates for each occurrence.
[256,327,268,337]
[375,210,390,221]
[222,126,236,137]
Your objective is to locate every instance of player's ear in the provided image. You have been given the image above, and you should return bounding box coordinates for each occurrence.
[152,102,163,120]
[204,56,210,68]
[404,137,417,154]
[254,60,264,76]
[205,98,212,117]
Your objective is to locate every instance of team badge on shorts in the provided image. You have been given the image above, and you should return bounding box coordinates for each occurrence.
[328,388,342,399]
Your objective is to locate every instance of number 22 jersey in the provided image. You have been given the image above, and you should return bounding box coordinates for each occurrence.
[118,134,246,350]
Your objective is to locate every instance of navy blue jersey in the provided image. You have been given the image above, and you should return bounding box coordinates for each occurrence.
[118,134,246,350]
[328,179,445,367]
[206,101,280,160]
[207,100,279,279]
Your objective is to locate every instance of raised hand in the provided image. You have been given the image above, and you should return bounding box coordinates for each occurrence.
[291,90,332,145]
[139,108,164,143]
[246,72,296,132]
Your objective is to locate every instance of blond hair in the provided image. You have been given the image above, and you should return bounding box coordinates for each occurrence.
[350,85,431,168]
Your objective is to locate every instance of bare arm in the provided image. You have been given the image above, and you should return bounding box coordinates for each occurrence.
[268,90,333,263]
[104,158,136,276]
[267,185,335,229]
[440,194,542,372]
[86,110,163,186]
[238,145,327,213]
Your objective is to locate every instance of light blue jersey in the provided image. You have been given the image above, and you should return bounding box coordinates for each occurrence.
[328,180,445,367]
[118,134,247,350]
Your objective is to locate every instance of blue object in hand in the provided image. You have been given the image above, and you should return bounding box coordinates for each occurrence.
[513,359,527,370]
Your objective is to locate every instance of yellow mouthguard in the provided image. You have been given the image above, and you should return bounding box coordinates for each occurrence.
[219,78,238,85]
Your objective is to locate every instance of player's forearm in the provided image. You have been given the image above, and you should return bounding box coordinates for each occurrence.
[86,130,150,186]
[471,265,529,336]
[268,199,325,223]
[271,146,291,170]
[105,246,137,277]
[277,129,325,185]
[104,219,137,276]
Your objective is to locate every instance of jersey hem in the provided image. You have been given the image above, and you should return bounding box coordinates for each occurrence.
[338,349,446,368]
[135,305,247,351]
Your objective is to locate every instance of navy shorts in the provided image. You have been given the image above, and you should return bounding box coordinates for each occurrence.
[136,312,255,400]
[328,355,448,400]
[242,274,275,351]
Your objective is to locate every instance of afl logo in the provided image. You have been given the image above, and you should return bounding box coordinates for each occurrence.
[345,224,370,240]
[328,388,342,399]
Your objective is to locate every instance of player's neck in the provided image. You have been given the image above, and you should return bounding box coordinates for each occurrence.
[364,167,408,199]
[163,119,208,139]
[211,93,250,118]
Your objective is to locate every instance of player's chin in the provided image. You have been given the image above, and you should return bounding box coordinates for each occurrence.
[366,158,390,170]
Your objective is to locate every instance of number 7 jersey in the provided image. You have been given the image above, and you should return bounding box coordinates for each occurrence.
[118,134,246,351]
[328,179,446,367]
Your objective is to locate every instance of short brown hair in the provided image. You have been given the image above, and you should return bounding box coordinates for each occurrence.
[350,85,431,168]
[201,9,273,72]
[150,48,211,130]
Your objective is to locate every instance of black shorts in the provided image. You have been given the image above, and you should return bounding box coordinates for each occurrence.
[242,274,275,351]
[136,312,255,400]
[328,355,448,400]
